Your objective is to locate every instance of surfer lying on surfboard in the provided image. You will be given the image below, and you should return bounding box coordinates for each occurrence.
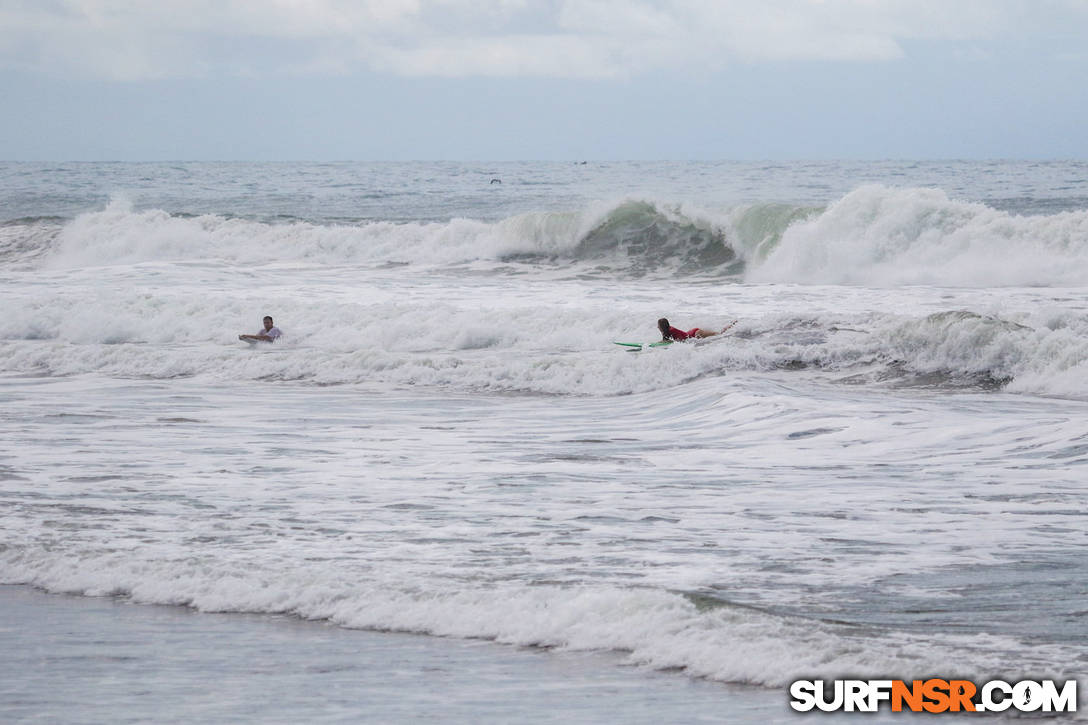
[658,317,736,342]
[239,315,283,343]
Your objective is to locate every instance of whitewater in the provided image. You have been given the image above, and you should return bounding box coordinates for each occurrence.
[1,161,1086,722]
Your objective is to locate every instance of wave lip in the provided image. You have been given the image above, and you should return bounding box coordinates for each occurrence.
[748,185,1088,287]
[567,200,738,276]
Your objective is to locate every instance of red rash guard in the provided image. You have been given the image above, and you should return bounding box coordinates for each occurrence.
[668,326,700,340]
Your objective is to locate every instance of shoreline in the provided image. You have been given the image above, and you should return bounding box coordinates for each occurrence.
[0,584,800,724]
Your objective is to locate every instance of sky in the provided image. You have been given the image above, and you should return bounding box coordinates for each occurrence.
[2,0,1088,160]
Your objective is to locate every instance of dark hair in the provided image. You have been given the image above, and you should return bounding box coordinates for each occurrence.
[658,318,672,339]
[263,316,273,323]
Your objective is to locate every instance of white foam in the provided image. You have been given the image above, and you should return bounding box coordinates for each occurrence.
[5,190,1088,398]
[38,187,1088,288]
[39,196,639,270]
[748,185,1088,287]
[3,371,1086,691]
[1,548,1072,688]
[3,274,1088,397]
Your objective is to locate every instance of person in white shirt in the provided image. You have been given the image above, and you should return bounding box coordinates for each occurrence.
[239,315,283,343]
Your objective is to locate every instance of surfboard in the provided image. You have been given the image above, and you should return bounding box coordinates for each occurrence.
[614,341,673,350]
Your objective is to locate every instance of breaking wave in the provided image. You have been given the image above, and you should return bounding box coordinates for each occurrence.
[19,196,736,277]
[748,185,1088,286]
[7,187,1088,286]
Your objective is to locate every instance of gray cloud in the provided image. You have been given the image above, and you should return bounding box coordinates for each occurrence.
[0,0,1076,81]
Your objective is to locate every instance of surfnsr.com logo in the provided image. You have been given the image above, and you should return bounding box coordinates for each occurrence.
[789,679,1077,713]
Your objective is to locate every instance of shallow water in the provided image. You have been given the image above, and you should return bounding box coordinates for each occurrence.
[0,585,786,724]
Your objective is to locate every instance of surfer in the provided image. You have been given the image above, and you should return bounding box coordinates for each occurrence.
[239,316,283,343]
[658,317,736,341]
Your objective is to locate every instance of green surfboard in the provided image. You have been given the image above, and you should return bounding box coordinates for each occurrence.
[613,341,673,350]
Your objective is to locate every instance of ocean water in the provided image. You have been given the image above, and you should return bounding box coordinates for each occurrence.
[1,161,1087,721]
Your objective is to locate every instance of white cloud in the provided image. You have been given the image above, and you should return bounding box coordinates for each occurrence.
[0,0,1081,81]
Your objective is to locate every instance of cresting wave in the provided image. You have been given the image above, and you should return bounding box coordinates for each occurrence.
[0,547,1072,689]
[7,185,1088,285]
[25,196,740,276]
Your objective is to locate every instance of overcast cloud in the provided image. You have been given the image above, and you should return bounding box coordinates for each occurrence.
[0,0,1069,80]
[2,0,1087,159]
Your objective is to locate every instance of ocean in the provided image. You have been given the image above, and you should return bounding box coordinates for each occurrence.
[1,160,1086,722]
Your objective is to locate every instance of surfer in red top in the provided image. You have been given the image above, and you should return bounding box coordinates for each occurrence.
[658,317,736,342]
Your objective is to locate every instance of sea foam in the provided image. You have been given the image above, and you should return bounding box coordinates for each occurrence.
[0,546,1073,689]
[747,185,1088,286]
